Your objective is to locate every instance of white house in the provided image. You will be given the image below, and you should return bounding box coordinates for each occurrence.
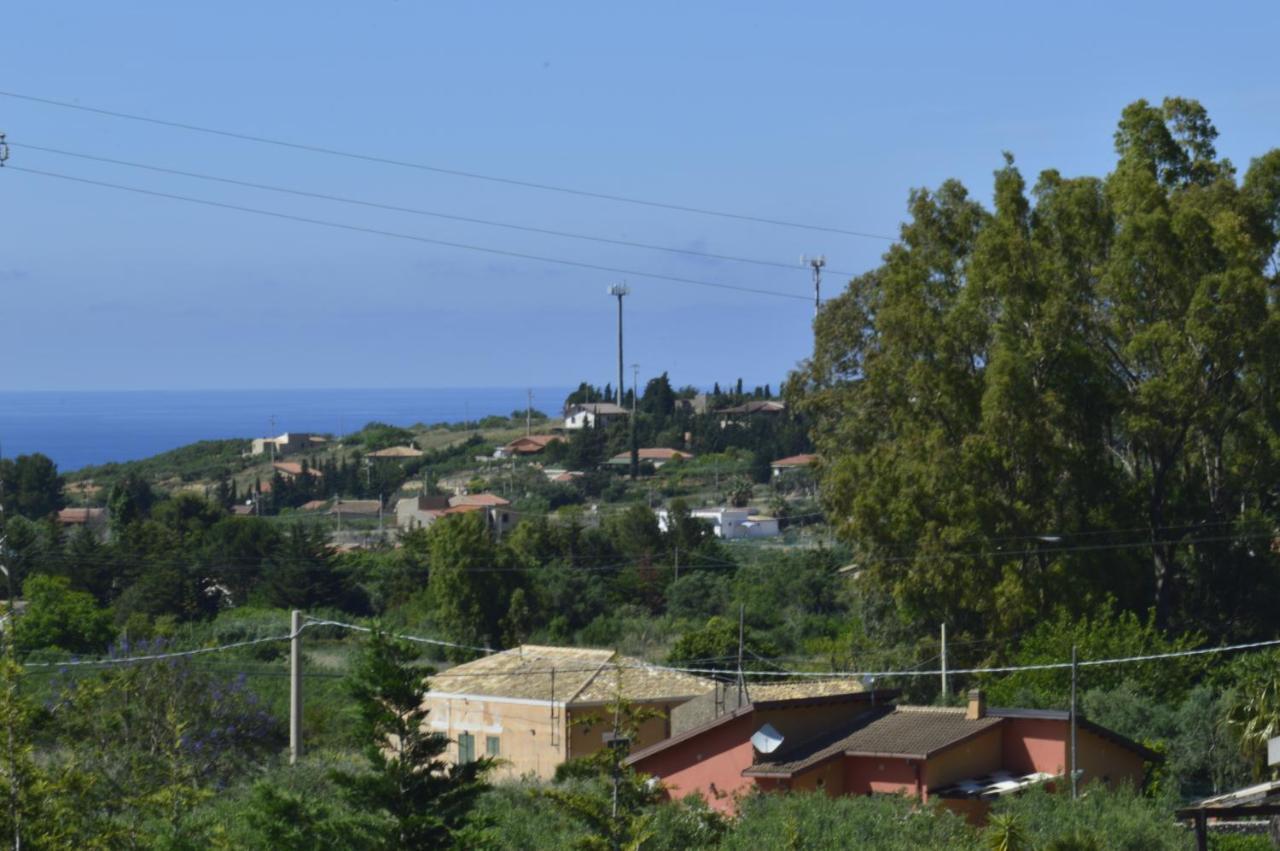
[563,402,629,430]
[656,507,780,540]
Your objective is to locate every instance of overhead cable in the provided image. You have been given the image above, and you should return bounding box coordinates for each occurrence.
[4,166,811,302]
[0,89,893,240]
[10,141,857,277]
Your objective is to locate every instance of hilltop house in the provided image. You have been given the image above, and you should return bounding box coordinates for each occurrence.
[394,492,517,537]
[272,461,323,480]
[495,434,564,458]
[425,645,713,780]
[564,402,629,431]
[250,432,325,457]
[606,448,693,470]
[627,687,1159,819]
[366,445,424,459]
[657,506,779,540]
[56,507,110,541]
[715,400,785,428]
[770,454,817,478]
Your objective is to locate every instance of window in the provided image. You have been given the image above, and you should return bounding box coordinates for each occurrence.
[486,735,501,757]
[457,732,475,763]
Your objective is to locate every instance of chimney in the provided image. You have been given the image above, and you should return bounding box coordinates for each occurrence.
[966,689,986,720]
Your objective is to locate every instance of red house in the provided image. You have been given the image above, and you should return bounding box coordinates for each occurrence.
[627,686,1159,820]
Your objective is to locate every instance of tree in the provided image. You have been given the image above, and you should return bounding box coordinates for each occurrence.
[106,473,155,536]
[335,630,491,849]
[791,98,1280,640]
[0,454,64,520]
[427,513,506,657]
[13,574,115,656]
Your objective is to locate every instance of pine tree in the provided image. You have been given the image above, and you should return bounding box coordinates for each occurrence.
[335,630,491,849]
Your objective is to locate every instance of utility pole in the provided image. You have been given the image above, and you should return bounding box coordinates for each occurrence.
[631,364,639,414]
[526,389,533,437]
[1,504,20,851]
[607,284,630,406]
[940,623,948,700]
[269,414,278,462]
[289,610,303,765]
[736,603,746,710]
[1070,644,1079,799]
[803,255,826,318]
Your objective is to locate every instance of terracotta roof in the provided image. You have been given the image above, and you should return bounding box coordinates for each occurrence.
[771,453,818,468]
[607,448,693,464]
[716,400,786,416]
[449,493,510,507]
[745,679,864,704]
[330,499,381,516]
[442,503,486,515]
[550,470,584,483]
[504,434,563,453]
[428,645,713,705]
[367,446,424,458]
[272,462,322,477]
[299,499,329,512]
[744,706,1003,778]
[56,507,106,524]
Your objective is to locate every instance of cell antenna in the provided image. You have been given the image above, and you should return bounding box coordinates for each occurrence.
[0,132,9,166]
[607,283,630,405]
[802,254,826,317]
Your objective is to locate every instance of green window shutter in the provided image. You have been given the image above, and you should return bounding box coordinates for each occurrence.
[486,735,501,757]
[458,732,475,763]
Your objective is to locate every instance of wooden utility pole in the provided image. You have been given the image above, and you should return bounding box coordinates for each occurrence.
[1070,644,1078,798]
[736,603,746,709]
[290,610,303,764]
[940,623,948,700]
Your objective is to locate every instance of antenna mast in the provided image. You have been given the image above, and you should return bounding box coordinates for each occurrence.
[803,255,827,317]
[607,283,630,405]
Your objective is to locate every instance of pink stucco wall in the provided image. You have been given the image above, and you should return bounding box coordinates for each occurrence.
[843,755,920,797]
[1002,717,1068,776]
[630,714,758,813]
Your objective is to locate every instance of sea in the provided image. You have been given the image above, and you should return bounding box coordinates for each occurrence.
[0,387,573,472]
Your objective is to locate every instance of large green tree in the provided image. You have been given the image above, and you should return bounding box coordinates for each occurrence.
[792,98,1280,639]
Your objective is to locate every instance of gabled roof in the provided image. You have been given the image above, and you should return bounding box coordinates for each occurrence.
[744,706,1003,778]
[427,645,713,706]
[568,402,629,416]
[57,507,107,525]
[272,461,322,477]
[504,434,563,452]
[716,400,786,416]
[607,448,693,464]
[771,453,817,468]
[330,499,381,516]
[987,708,1163,762]
[449,493,511,507]
[625,684,896,767]
[367,445,424,458]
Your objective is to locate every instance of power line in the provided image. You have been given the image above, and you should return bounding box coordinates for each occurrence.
[9,141,858,278]
[3,166,811,302]
[0,89,894,241]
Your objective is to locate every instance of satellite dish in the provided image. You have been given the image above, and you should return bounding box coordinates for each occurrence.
[751,723,785,754]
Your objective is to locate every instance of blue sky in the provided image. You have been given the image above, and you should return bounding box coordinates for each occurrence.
[1,1,1277,391]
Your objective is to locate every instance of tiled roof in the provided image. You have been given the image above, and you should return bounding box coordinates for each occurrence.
[504,434,563,452]
[56,507,106,524]
[427,645,713,706]
[568,403,629,416]
[330,499,382,516]
[608,448,693,464]
[771,453,817,468]
[367,446,424,458]
[450,493,510,507]
[716,400,786,415]
[744,706,1003,777]
[745,679,864,703]
[299,499,328,512]
[272,462,322,477]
